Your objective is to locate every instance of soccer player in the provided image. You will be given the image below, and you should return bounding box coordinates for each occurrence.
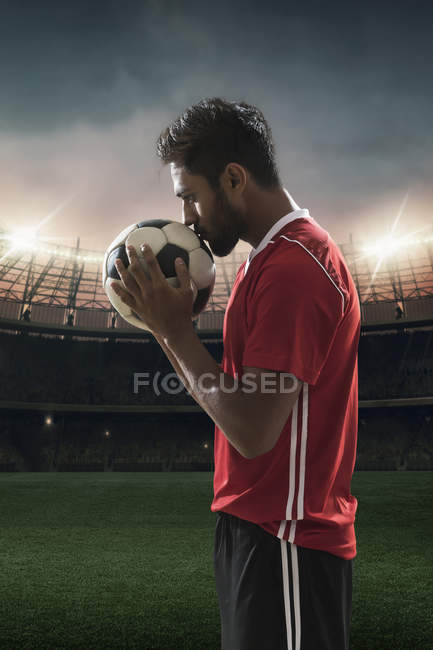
[112,98,361,650]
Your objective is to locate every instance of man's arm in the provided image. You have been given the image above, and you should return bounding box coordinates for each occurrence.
[112,245,302,459]
[162,324,302,459]
[154,331,223,399]
[153,333,194,395]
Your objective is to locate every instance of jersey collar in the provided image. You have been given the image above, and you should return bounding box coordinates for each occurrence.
[244,193,312,275]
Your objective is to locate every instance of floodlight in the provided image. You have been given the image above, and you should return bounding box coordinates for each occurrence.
[9,227,39,251]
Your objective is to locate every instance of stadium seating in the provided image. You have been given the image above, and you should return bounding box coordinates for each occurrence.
[0,329,431,471]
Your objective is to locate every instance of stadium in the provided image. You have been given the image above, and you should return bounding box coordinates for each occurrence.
[0,224,432,648]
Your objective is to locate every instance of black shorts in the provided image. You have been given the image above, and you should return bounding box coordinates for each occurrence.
[213,511,353,650]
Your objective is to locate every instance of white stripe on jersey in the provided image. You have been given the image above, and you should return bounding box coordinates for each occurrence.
[288,519,297,544]
[278,380,308,542]
[297,382,309,520]
[278,518,287,538]
[285,390,299,520]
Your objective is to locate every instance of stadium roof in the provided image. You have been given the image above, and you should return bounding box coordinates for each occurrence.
[0,227,432,327]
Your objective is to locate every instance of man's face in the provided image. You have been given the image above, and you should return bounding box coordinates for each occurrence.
[170,164,245,257]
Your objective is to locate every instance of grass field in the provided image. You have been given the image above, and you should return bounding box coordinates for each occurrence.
[0,472,432,649]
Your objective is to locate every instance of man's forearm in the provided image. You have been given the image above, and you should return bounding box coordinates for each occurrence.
[154,333,196,397]
[160,324,263,458]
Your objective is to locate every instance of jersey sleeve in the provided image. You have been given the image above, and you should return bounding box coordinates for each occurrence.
[242,245,344,386]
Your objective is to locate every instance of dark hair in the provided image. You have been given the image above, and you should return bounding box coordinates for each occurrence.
[156,97,280,190]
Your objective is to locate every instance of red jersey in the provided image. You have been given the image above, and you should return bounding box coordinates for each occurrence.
[210,209,361,559]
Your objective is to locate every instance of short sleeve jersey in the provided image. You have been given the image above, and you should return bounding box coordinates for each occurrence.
[210,209,361,560]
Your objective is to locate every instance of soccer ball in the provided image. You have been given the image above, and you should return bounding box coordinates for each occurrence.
[103,219,216,330]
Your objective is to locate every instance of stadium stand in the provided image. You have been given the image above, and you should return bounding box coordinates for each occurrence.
[0,322,432,471]
[358,329,433,399]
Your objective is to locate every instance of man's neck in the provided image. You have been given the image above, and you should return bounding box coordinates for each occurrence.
[241,186,300,248]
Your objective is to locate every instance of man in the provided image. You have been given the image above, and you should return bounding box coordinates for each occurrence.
[22,306,31,322]
[112,98,360,649]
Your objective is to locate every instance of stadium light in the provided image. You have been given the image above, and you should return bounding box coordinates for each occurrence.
[0,189,103,264]
[7,227,39,251]
[360,189,432,261]
[0,229,104,263]
[362,234,405,258]
[44,415,53,426]
[361,231,433,258]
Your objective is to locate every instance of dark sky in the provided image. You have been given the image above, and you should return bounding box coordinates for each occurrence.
[0,0,432,250]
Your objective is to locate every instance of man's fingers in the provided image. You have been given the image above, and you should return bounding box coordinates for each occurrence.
[175,257,196,306]
[175,257,192,292]
[126,245,151,290]
[140,244,165,283]
[114,257,141,296]
[111,282,136,309]
[190,278,198,303]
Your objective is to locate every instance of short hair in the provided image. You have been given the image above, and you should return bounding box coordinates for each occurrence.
[156,97,281,190]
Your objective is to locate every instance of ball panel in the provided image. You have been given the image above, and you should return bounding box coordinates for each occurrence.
[156,244,189,277]
[189,248,216,290]
[137,219,172,229]
[166,276,180,288]
[102,250,108,286]
[125,227,167,256]
[163,222,199,252]
[106,223,137,254]
[106,245,129,281]
[193,285,214,316]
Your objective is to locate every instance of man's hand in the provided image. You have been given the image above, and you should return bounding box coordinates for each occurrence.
[111,244,196,339]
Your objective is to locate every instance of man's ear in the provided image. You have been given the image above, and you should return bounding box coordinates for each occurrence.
[222,163,247,193]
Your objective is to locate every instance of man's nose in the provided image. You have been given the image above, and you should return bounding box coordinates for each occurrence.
[182,202,198,227]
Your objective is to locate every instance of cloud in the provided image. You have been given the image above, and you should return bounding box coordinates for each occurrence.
[0,0,432,247]
[0,110,184,249]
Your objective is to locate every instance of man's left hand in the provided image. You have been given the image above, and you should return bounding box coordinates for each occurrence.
[111,244,196,339]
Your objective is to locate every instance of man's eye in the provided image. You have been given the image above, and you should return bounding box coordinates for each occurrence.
[185,196,196,204]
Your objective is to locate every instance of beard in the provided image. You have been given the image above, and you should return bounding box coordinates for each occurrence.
[206,187,244,257]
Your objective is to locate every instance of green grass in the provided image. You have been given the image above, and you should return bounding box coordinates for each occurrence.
[0,472,432,649]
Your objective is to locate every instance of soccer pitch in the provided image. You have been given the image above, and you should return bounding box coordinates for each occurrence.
[0,472,432,649]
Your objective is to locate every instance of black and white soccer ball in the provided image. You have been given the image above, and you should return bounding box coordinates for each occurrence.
[103,219,216,330]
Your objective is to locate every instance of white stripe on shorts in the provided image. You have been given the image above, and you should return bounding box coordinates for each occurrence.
[280,540,301,650]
